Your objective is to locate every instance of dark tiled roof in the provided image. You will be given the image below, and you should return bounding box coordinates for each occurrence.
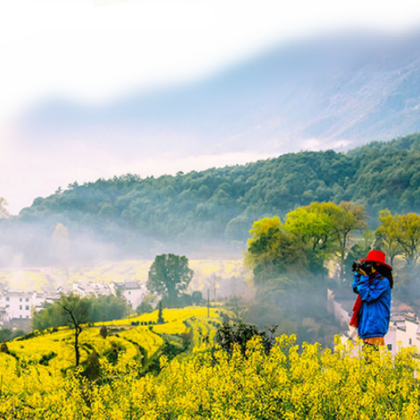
[120,282,142,290]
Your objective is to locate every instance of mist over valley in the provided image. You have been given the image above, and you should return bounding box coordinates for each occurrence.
[1,29,420,352]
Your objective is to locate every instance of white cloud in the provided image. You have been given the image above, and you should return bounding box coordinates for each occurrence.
[1,0,420,213]
[1,0,420,125]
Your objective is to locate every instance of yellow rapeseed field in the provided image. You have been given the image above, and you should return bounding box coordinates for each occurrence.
[0,308,419,419]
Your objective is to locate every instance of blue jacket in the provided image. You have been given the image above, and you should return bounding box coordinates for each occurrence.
[352,272,391,339]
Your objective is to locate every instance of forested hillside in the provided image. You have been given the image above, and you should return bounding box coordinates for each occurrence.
[3,133,420,261]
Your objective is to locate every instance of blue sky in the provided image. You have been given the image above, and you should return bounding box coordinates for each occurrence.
[2,0,420,214]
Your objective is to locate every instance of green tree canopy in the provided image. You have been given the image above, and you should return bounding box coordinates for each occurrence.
[147,254,194,305]
[330,201,367,278]
[284,202,341,272]
[395,213,420,265]
[245,216,307,286]
[375,210,420,266]
[375,209,402,266]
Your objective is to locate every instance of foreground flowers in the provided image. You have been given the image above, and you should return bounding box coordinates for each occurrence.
[0,334,419,419]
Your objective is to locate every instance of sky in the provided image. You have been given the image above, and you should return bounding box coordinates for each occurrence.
[2,0,420,214]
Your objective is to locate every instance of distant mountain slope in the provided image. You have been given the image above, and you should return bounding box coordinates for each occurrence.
[21,32,420,156]
[2,133,420,265]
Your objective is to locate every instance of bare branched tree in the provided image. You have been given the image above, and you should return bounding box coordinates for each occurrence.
[59,293,91,367]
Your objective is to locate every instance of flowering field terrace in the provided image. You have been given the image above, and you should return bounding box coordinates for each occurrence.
[0,310,419,419]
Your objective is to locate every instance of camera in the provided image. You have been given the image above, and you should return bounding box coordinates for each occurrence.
[352,261,373,273]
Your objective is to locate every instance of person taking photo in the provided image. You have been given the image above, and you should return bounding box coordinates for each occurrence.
[350,250,393,347]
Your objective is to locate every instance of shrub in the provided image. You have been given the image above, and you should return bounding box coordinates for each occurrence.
[100,325,108,338]
[215,320,278,357]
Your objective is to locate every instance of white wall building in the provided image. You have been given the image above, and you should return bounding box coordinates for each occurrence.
[1,291,33,320]
[0,290,57,326]
[0,278,147,327]
[111,281,146,310]
[72,281,113,297]
[72,280,146,309]
[386,313,420,355]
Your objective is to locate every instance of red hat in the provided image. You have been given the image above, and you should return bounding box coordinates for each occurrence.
[359,250,392,271]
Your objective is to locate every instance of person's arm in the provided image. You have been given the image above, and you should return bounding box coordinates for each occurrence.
[356,276,389,302]
[352,272,361,293]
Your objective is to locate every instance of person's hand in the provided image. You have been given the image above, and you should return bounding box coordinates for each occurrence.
[358,268,367,276]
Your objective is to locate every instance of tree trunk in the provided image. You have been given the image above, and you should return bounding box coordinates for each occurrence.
[75,326,81,367]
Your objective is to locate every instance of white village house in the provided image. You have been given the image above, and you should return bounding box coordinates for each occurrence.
[110,281,147,310]
[71,280,146,310]
[71,281,114,298]
[0,289,58,327]
[0,277,146,329]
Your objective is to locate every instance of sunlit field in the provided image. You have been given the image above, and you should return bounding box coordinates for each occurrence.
[1,319,419,419]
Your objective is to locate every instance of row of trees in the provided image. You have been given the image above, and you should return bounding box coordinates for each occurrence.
[242,201,420,344]
[32,293,130,332]
[245,201,367,281]
[376,210,420,266]
[246,202,420,283]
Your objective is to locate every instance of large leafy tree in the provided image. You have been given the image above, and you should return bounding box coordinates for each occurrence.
[147,254,194,305]
[284,202,339,272]
[245,216,307,285]
[375,209,402,266]
[285,203,336,253]
[329,201,367,279]
[244,213,335,344]
[376,210,420,266]
[395,213,420,266]
[284,202,367,276]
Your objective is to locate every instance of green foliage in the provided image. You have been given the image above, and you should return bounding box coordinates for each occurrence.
[104,342,122,365]
[0,342,9,354]
[215,321,278,357]
[243,205,363,346]
[32,301,67,331]
[375,210,420,297]
[81,350,101,381]
[157,301,164,324]
[136,293,157,315]
[90,294,129,323]
[376,209,401,265]
[246,202,367,281]
[147,254,193,305]
[99,325,108,339]
[39,351,57,366]
[0,328,25,342]
[32,293,129,331]
[191,291,203,305]
[245,216,307,284]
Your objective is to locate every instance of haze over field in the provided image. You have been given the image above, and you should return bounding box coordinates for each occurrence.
[0,259,247,300]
